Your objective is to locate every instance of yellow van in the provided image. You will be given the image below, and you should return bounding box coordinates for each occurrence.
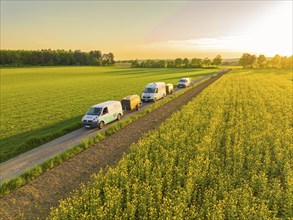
[165,83,174,94]
[121,94,142,111]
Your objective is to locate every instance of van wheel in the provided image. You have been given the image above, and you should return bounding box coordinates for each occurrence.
[171,90,173,94]
[99,121,105,129]
[117,113,121,121]
[136,104,139,111]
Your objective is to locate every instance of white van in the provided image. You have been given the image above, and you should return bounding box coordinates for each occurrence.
[141,82,166,102]
[178,78,191,88]
[82,101,123,129]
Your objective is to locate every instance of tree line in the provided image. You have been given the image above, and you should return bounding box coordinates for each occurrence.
[130,55,222,68]
[0,49,115,66]
[239,53,292,69]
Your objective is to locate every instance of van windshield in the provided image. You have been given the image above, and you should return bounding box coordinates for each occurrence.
[144,87,155,93]
[179,79,187,83]
[86,107,102,116]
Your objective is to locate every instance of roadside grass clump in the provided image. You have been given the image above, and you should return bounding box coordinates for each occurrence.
[0,66,217,162]
[0,75,213,198]
[47,69,292,219]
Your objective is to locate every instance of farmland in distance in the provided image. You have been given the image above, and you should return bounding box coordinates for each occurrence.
[48,69,292,219]
[0,66,216,162]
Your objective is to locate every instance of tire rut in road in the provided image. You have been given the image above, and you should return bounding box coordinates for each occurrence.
[0,73,225,220]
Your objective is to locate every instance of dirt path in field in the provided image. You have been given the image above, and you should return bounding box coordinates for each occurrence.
[0,71,227,220]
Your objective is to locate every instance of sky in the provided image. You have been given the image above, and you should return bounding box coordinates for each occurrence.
[1,0,292,60]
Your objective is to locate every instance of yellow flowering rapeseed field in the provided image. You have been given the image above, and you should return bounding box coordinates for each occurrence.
[48,69,292,219]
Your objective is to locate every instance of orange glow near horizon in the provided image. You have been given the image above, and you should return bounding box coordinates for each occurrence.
[1,1,292,60]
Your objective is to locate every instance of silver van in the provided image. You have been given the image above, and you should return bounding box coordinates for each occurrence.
[141,82,166,102]
[178,78,191,88]
[82,101,123,129]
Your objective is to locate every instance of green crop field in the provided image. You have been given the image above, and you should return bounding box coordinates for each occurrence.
[48,69,292,219]
[0,66,216,162]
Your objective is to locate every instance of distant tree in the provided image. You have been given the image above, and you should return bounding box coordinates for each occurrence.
[203,57,211,67]
[213,55,222,67]
[190,58,202,68]
[108,52,115,65]
[73,50,84,65]
[0,49,112,66]
[89,50,102,65]
[257,54,266,68]
[167,60,175,68]
[175,58,183,67]
[102,52,115,66]
[145,60,153,68]
[280,56,287,69]
[151,60,160,68]
[89,50,102,60]
[130,59,169,68]
[131,59,140,68]
[43,49,55,65]
[287,55,293,69]
[158,60,166,68]
[239,53,256,68]
[182,58,189,67]
[272,54,281,68]
[278,56,293,69]
[266,55,292,69]
[5,51,15,65]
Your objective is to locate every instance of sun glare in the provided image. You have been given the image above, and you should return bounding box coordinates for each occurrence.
[241,2,292,56]
[145,1,292,58]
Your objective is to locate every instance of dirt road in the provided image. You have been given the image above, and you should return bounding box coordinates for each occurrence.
[0,70,228,220]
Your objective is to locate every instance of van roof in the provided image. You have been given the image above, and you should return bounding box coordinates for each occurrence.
[91,101,120,108]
